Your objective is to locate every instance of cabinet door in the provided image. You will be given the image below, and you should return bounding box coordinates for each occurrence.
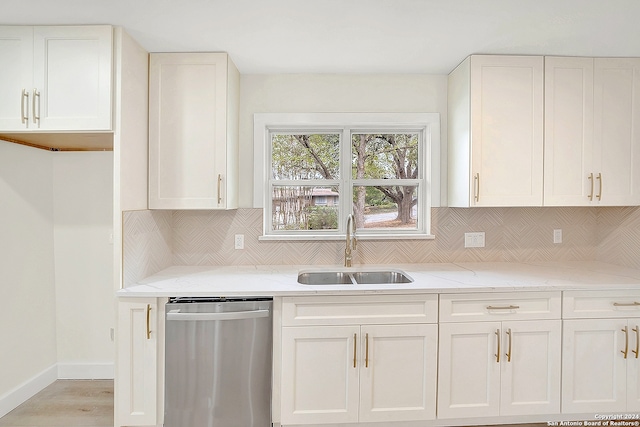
[500,320,561,416]
[149,53,232,209]
[359,324,437,422]
[437,322,501,418]
[544,57,595,206]
[627,321,640,411]
[562,318,627,413]
[470,55,544,206]
[281,325,360,425]
[0,26,33,130]
[32,26,112,130]
[116,300,157,426]
[593,58,640,205]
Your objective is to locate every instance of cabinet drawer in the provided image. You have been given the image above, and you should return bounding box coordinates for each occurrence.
[563,290,640,319]
[282,295,438,326]
[439,292,561,322]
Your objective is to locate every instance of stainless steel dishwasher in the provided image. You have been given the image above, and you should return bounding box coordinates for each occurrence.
[164,297,273,427]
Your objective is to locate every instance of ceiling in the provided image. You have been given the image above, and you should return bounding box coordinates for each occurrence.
[2,0,640,74]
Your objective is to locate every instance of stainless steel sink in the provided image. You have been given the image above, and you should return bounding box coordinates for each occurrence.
[351,270,413,284]
[297,269,412,285]
[297,271,355,285]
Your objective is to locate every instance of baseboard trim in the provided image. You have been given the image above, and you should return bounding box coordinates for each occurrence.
[0,362,115,418]
[57,362,115,380]
[0,364,57,419]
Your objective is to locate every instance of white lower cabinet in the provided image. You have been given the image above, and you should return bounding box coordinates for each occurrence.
[279,295,438,425]
[116,298,161,426]
[562,290,640,414]
[437,292,562,419]
[438,320,561,418]
[281,325,359,425]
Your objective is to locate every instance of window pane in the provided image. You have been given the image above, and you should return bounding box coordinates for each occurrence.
[272,186,340,231]
[353,185,417,230]
[351,133,418,179]
[272,134,340,180]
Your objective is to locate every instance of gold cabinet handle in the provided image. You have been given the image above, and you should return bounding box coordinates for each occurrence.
[495,329,501,363]
[474,173,480,203]
[622,326,629,359]
[634,326,640,359]
[613,302,640,307]
[217,174,222,204]
[596,173,602,201]
[146,304,152,340]
[21,89,29,124]
[487,305,520,310]
[587,173,594,201]
[32,88,40,125]
[353,333,357,368]
[365,333,369,368]
[505,328,512,362]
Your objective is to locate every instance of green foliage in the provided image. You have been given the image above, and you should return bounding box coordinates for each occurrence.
[351,133,418,179]
[306,206,338,230]
[271,134,340,180]
[271,132,419,228]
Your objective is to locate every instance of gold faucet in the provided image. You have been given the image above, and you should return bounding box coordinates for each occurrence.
[344,214,357,267]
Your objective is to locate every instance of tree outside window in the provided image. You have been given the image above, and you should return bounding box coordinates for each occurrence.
[256,112,437,240]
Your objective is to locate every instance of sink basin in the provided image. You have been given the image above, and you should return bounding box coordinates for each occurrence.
[297,271,355,285]
[351,270,413,284]
[297,269,413,285]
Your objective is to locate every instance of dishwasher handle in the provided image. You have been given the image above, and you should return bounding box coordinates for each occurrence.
[166,309,270,321]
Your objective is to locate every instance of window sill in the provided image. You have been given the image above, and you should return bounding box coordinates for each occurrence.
[258,234,435,242]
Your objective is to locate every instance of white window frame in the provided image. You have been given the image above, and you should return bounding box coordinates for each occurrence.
[254,113,439,240]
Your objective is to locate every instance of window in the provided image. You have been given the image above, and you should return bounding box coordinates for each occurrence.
[254,113,439,240]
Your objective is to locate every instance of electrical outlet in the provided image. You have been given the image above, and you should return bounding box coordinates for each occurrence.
[553,229,562,244]
[234,234,244,250]
[464,232,485,248]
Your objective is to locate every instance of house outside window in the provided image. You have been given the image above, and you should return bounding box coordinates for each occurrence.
[254,113,439,240]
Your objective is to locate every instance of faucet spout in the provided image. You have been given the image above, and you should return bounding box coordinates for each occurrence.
[344,214,357,267]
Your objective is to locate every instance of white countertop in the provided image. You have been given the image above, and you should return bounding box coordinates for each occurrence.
[117,261,640,297]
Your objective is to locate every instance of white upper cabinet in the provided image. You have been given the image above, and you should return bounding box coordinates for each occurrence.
[448,55,544,207]
[545,57,640,206]
[0,27,33,129]
[0,25,113,132]
[148,53,239,209]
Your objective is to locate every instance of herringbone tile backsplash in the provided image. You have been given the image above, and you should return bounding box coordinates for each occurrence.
[123,206,640,287]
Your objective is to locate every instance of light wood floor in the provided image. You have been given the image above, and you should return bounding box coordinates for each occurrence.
[0,380,550,427]
[0,380,113,427]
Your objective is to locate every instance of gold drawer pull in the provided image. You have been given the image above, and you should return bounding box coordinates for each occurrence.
[633,326,639,359]
[622,326,629,359]
[487,305,520,310]
[587,173,594,201]
[505,328,512,362]
[33,88,40,125]
[474,173,480,202]
[21,89,29,124]
[495,329,500,363]
[365,333,369,368]
[146,304,152,340]
[613,302,640,307]
[353,333,357,368]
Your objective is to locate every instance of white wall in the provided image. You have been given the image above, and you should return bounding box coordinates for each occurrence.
[238,74,448,208]
[0,141,57,402]
[53,152,114,378]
